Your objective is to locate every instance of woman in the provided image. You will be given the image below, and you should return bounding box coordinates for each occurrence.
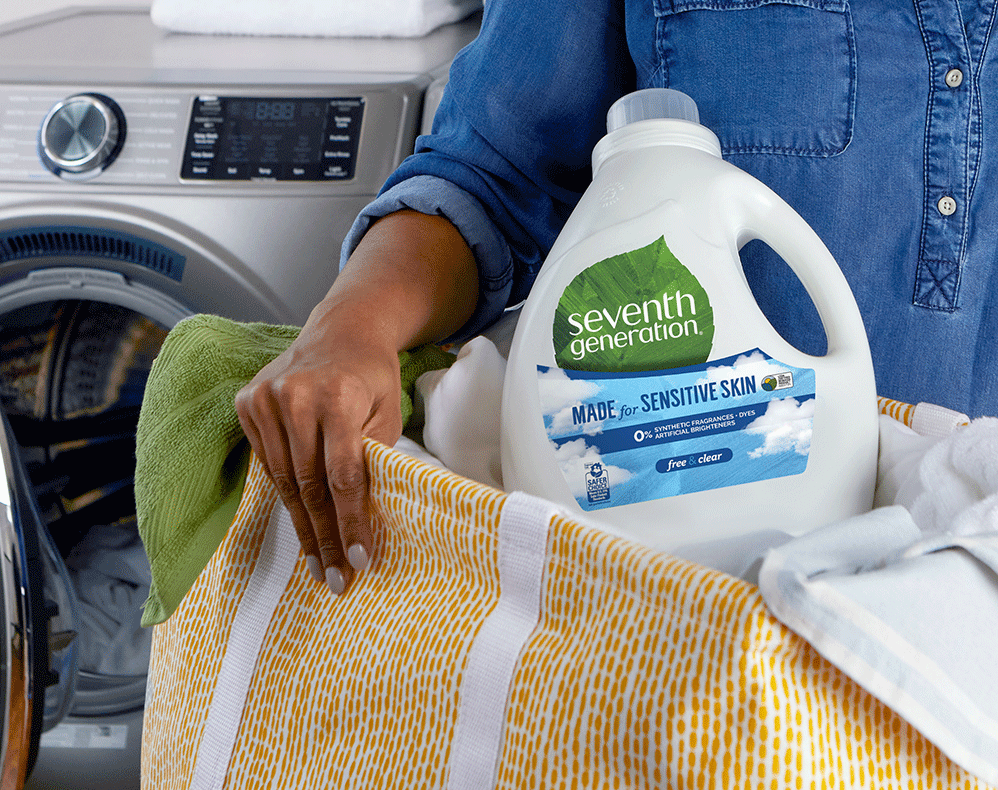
[236,0,998,592]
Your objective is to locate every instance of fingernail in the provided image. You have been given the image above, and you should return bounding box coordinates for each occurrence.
[326,566,345,596]
[347,543,369,572]
[305,555,323,584]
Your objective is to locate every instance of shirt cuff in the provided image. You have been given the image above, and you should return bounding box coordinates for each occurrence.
[339,175,514,342]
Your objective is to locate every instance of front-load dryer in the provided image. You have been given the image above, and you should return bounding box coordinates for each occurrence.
[0,6,481,788]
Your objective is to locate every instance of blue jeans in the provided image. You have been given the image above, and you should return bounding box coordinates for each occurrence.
[344,0,998,417]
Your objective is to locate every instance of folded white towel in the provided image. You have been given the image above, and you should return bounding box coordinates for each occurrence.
[759,418,998,786]
[151,0,482,38]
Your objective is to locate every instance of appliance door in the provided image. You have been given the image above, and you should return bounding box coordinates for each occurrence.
[0,406,63,788]
[6,295,158,790]
[0,371,114,790]
[0,212,284,788]
[0,283,180,790]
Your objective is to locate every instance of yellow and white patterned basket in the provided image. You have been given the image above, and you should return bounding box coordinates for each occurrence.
[142,441,992,790]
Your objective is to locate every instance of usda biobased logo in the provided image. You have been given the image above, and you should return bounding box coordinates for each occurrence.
[553,236,714,372]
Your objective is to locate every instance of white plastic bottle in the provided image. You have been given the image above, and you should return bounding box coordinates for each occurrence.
[500,88,879,550]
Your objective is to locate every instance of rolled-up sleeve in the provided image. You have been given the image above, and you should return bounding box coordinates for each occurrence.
[340,0,635,340]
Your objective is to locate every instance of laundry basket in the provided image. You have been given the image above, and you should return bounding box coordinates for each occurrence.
[139,439,993,790]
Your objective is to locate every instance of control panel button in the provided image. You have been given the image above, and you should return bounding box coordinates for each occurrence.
[38,94,127,180]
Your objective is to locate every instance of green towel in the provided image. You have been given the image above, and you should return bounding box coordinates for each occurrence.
[134,313,454,627]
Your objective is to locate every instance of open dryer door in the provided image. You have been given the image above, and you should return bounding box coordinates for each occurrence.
[0,297,166,790]
[0,406,78,789]
[0,215,273,790]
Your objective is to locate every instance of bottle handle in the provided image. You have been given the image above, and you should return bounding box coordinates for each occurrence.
[727,177,870,361]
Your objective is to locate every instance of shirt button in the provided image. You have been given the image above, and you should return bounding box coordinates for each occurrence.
[938,195,958,216]
[945,68,964,88]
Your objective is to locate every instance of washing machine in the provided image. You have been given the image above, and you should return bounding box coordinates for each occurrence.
[0,5,481,787]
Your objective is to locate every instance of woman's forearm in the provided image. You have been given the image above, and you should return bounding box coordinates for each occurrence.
[318,209,479,353]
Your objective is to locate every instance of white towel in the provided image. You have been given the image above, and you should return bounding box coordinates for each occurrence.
[151,0,482,38]
[902,416,998,536]
[758,418,998,786]
[416,335,505,491]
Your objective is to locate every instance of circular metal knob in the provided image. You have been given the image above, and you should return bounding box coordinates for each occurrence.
[38,94,126,179]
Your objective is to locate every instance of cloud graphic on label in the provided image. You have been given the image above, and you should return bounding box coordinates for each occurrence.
[538,367,606,435]
[745,397,814,458]
[552,438,632,498]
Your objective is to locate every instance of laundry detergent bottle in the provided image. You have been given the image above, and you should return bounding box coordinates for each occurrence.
[500,88,879,549]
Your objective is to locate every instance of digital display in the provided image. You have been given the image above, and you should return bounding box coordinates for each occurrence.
[247,100,297,122]
[182,96,364,181]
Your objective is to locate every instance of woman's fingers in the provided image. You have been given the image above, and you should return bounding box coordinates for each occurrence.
[236,362,330,582]
[320,379,403,577]
[285,396,353,594]
[235,337,403,595]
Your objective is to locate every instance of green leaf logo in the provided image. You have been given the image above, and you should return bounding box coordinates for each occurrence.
[553,236,714,372]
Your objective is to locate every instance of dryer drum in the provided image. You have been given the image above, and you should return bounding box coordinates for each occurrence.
[0,298,166,711]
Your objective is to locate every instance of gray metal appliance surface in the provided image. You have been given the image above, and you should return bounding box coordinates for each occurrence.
[0,6,480,788]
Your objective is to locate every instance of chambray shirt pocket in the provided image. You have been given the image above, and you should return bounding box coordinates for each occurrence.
[653,0,856,157]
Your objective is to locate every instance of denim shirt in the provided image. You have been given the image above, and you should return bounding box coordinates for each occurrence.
[342,0,998,417]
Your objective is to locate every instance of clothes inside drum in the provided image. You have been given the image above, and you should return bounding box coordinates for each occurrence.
[0,299,166,711]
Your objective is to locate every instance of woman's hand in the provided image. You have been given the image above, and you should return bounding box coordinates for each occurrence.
[235,210,478,594]
[235,306,404,593]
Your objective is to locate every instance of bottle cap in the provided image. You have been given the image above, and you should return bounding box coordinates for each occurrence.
[606,88,700,133]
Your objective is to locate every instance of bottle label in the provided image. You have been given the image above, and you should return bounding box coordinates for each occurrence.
[536,349,815,512]
[554,236,715,372]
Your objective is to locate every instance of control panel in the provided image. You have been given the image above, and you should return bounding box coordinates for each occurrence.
[0,84,411,190]
[181,96,364,181]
